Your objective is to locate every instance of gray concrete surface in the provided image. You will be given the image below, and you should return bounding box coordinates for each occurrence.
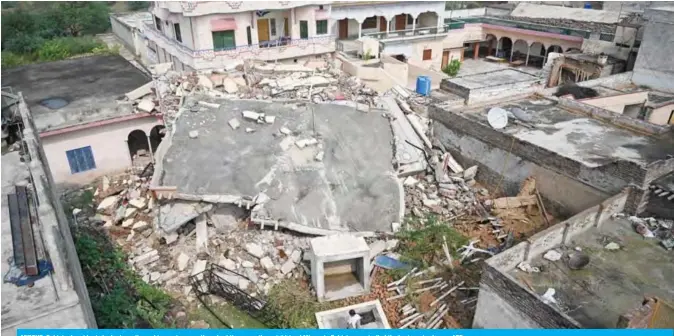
[159,98,401,234]
[1,54,150,132]
[450,68,540,90]
[1,151,91,334]
[508,217,674,328]
[463,98,674,167]
[633,7,674,92]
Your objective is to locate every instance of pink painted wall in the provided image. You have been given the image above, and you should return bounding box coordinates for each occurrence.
[41,117,161,186]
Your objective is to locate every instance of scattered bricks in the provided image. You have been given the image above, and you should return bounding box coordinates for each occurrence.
[228,118,241,130]
[189,130,199,139]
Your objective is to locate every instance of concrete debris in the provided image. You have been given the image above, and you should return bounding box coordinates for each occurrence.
[245,128,255,133]
[191,259,207,276]
[189,130,199,139]
[196,215,208,253]
[245,243,265,259]
[242,260,255,268]
[97,196,118,211]
[604,242,621,250]
[177,252,190,271]
[543,250,562,261]
[264,115,276,124]
[280,259,296,274]
[228,118,240,130]
[129,198,146,209]
[219,257,236,270]
[198,75,214,90]
[517,261,540,273]
[541,288,558,305]
[259,256,275,271]
[132,221,150,231]
[126,82,154,101]
[137,99,155,113]
[222,78,238,94]
[492,195,537,209]
[280,127,292,135]
[242,110,261,121]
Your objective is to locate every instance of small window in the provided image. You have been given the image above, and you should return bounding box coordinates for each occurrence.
[319,5,324,10]
[174,23,182,43]
[247,26,252,46]
[154,16,162,30]
[362,16,377,29]
[66,146,96,174]
[270,18,277,36]
[423,49,432,60]
[300,21,308,39]
[316,19,328,35]
[212,30,236,50]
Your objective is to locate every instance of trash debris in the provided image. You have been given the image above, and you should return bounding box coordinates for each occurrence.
[541,288,558,305]
[517,261,540,273]
[604,242,620,250]
[543,250,562,261]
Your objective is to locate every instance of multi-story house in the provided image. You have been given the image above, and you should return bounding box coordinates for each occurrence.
[137,1,641,74]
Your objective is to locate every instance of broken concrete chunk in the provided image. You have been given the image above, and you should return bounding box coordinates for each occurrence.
[242,260,254,268]
[124,207,137,219]
[245,127,255,133]
[260,257,275,271]
[238,278,250,290]
[314,151,325,162]
[177,252,190,271]
[295,138,318,149]
[604,242,620,250]
[245,243,265,259]
[189,130,199,139]
[159,201,213,233]
[219,257,236,270]
[280,260,296,274]
[132,221,149,231]
[126,82,153,100]
[280,127,292,135]
[242,110,261,121]
[191,259,207,277]
[164,232,179,245]
[196,215,208,254]
[223,78,239,94]
[135,250,159,267]
[403,176,419,187]
[264,115,276,124]
[543,250,562,261]
[463,165,478,180]
[121,218,134,228]
[369,240,387,259]
[137,99,155,113]
[198,75,214,90]
[290,250,302,264]
[97,196,118,211]
[228,118,240,130]
[129,198,146,209]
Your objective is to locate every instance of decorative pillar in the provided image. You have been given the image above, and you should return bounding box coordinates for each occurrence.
[510,47,514,62]
[358,20,362,38]
[473,42,479,60]
[495,38,501,57]
[386,16,391,35]
[411,14,416,32]
[146,136,155,163]
[525,45,530,66]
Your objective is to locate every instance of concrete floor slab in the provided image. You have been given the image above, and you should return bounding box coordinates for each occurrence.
[159,98,401,234]
[509,217,674,328]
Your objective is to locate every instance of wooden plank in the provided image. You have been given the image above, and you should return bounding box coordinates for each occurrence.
[7,193,26,269]
[492,195,537,209]
[16,186,38,276]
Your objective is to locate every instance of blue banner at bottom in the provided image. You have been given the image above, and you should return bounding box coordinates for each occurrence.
[16,329,674,336]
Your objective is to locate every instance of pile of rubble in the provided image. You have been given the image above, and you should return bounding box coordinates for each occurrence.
[124,59,381,131]
[615,214,674,250]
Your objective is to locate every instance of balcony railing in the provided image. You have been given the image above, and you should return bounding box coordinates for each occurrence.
[460,16,592,39]
[363,21,466,41]
[143,23,335,62]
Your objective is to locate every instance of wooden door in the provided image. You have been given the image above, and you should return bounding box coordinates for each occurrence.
[257,19,269,43]
[395,14,406,31]
[339,19,348,39]
[441,50,450,68]
[284,18,289,37]
[379,17,387,32]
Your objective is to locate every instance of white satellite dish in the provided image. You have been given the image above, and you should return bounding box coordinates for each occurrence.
[487,107,509,129]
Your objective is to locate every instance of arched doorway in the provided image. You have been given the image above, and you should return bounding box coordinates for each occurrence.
[529,42,546,68]
[511,39,529,62]
[149,125,166,154]
[498,37,513,59]
[127,129,150,167]
[547,45,563,55]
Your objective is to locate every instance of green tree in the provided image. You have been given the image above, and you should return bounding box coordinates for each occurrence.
[442,59,462,77]
[128,1,150,11]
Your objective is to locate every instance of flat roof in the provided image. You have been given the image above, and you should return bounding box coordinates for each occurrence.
[310,235,369,258]
[459,97,674,167]
[1,152,88,333]
[113,11,152,28]
[508,217,674,328]
[158,98,401,234]
[449,69,539,90]
[1,55,150,132]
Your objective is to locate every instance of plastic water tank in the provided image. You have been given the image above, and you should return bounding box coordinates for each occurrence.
[584,3,592,9]
[416,76,431,96]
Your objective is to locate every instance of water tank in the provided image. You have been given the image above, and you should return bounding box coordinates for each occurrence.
[415,76,431,96]
[584,3,592,9]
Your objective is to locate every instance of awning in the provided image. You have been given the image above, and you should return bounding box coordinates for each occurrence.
[211,18,237,31]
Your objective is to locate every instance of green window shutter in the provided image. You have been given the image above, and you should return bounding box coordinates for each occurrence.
[300,21,308,39]
[316,20,327,35]
[212,30,236,50]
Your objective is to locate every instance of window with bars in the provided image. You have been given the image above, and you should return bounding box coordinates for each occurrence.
[66,146,96,174]
[154,16,162,30]
[212,30,236,50]
[316,20,328,35]
[247,26,252,45]
[270,18,277,36]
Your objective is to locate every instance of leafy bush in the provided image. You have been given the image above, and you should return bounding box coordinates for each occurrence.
[128,1,150,11]
[1,51,34,68]
[442,59,461,77]
[36,36,106,61]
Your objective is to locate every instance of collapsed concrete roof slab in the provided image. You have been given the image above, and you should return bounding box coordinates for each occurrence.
[157,98,402,235]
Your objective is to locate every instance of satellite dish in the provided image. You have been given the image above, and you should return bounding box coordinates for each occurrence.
[487,107,509,129]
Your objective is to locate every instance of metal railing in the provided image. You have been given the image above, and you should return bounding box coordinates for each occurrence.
[363,20,466,41]
[460,16,592,38]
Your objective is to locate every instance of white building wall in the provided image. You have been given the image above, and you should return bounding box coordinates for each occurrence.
[41,117,161,185]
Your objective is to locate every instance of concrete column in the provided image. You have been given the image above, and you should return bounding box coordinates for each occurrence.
[473,42,479,60]
[358,20,362,38]
[510,48,514,62]
[495,39,501,57]
[146,136,155,163]
[386,17,390,35]
[411,15,416,32]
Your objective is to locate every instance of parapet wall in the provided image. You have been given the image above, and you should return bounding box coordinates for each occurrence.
[440,76,543,105]
[16,94,97,328]
[473,191,628,328]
